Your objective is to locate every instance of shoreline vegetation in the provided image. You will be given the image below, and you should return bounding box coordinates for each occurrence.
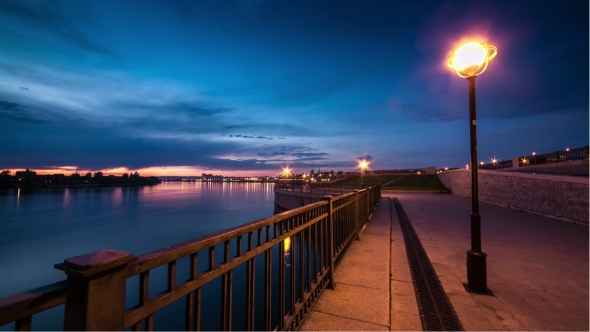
[0,169,160,189]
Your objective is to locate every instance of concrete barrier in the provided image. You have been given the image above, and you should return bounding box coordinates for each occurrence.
[274,189,328,210]
[438,169,589,224]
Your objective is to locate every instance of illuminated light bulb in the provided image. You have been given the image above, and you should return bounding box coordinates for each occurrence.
[447,42,497,78]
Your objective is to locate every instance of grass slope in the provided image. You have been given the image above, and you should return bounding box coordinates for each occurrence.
[338,175,401,186]
[384,174,450,192]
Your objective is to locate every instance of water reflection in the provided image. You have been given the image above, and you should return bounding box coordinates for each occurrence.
[0,182,275,301]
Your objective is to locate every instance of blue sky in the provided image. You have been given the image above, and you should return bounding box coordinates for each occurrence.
[0,0,587,176]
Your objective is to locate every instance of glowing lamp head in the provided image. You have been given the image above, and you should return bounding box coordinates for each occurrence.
[359,161,367,168]
[447,42,497,78]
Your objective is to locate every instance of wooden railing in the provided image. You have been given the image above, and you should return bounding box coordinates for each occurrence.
[0,185,381,331]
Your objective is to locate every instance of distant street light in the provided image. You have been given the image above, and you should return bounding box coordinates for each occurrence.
[448,40,497,293]
[359,160,368,176]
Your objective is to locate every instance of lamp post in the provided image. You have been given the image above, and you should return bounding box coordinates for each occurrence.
[359,160,368,176]
[447,41,497,293]
[283,167,291,190]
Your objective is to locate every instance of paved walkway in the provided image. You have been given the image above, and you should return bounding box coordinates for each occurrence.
[301,193,589,331]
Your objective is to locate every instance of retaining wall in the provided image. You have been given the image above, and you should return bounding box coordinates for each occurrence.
[438,169,589,224]
[274,189,328,210]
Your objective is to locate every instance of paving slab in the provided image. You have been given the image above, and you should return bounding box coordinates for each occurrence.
[384,193,589,331]
[300,199,422,331]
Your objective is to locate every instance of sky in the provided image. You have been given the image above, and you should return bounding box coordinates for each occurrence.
[0,0,588,176]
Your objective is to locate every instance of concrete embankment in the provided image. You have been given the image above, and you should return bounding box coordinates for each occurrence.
[274,188,342,210]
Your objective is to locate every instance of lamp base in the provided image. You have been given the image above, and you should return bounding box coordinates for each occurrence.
[466,250,488,293]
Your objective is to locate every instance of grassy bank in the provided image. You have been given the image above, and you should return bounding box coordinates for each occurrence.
[337,175,401,186]
[383,174,450,192]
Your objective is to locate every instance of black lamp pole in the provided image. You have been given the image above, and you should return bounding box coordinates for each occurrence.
[466,76,487,293]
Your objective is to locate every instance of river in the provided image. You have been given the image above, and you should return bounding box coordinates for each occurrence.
[0,181,278,330]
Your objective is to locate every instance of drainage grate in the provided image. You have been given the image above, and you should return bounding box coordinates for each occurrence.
[391,198,463,331]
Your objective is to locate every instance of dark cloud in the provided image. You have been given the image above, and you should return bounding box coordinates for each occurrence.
[0,101,50,123]
[256,146,330,163]
[19,87,28,91]
[2,0,113,57]
[357,155,373,161]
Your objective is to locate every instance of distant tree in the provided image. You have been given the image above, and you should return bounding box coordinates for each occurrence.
[84,172,92,181]
[130,171,140,178]
[0,170,11,185]
[70,172,81,184]
[122,173,129,180]
[337,171,343,176]
[93,171,103,179]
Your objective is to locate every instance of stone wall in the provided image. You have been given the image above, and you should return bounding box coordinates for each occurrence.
[438,169,589,224]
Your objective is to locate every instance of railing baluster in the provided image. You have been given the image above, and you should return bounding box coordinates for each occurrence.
[290,234,296,320]
[195,287,202,331]
[313,216,318,283]
[307,220,312,294]
[220,270,233,331]
[146,315,154,331]
[208,246,215,271]
[237,236,243,257]
[168,261,176,292]
[264,248,272,331]
[246,232,255,330]
[185,252,198,331]
[139,270,151,331]
[279,238,286,330]
[186,291,195,331]
[221,240,232,331]
[15,316,31,331]
[299,229,304,313]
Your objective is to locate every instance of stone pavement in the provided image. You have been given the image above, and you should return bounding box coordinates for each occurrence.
[301,192,589,331]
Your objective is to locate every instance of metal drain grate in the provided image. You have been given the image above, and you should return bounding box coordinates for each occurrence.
[392,198,463,331]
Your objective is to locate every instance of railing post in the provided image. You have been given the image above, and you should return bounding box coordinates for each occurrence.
[322,195,336,290]
[353,190,360,241]
[55,249,134,331]
[366,188,371,216]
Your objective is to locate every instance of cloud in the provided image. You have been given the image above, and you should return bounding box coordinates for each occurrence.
[2,0,113,57]
[0,100,50,123]
[357,155,373,161]
[19,87,29,91]
[256,146,330,163]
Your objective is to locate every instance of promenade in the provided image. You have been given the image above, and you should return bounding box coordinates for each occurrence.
[301,193,589,331]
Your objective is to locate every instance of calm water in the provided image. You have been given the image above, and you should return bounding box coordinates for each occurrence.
[0,182,278,330]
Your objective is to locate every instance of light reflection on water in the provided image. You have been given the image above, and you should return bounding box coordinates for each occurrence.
[0,182,276,302]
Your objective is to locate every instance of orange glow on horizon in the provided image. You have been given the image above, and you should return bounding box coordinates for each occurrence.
[5,166,290,177]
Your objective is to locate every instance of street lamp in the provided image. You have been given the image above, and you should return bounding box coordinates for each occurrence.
[359,160,368,176]
[448,41,497,293]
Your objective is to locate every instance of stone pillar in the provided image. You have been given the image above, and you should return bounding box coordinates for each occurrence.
[55,249,134,331]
